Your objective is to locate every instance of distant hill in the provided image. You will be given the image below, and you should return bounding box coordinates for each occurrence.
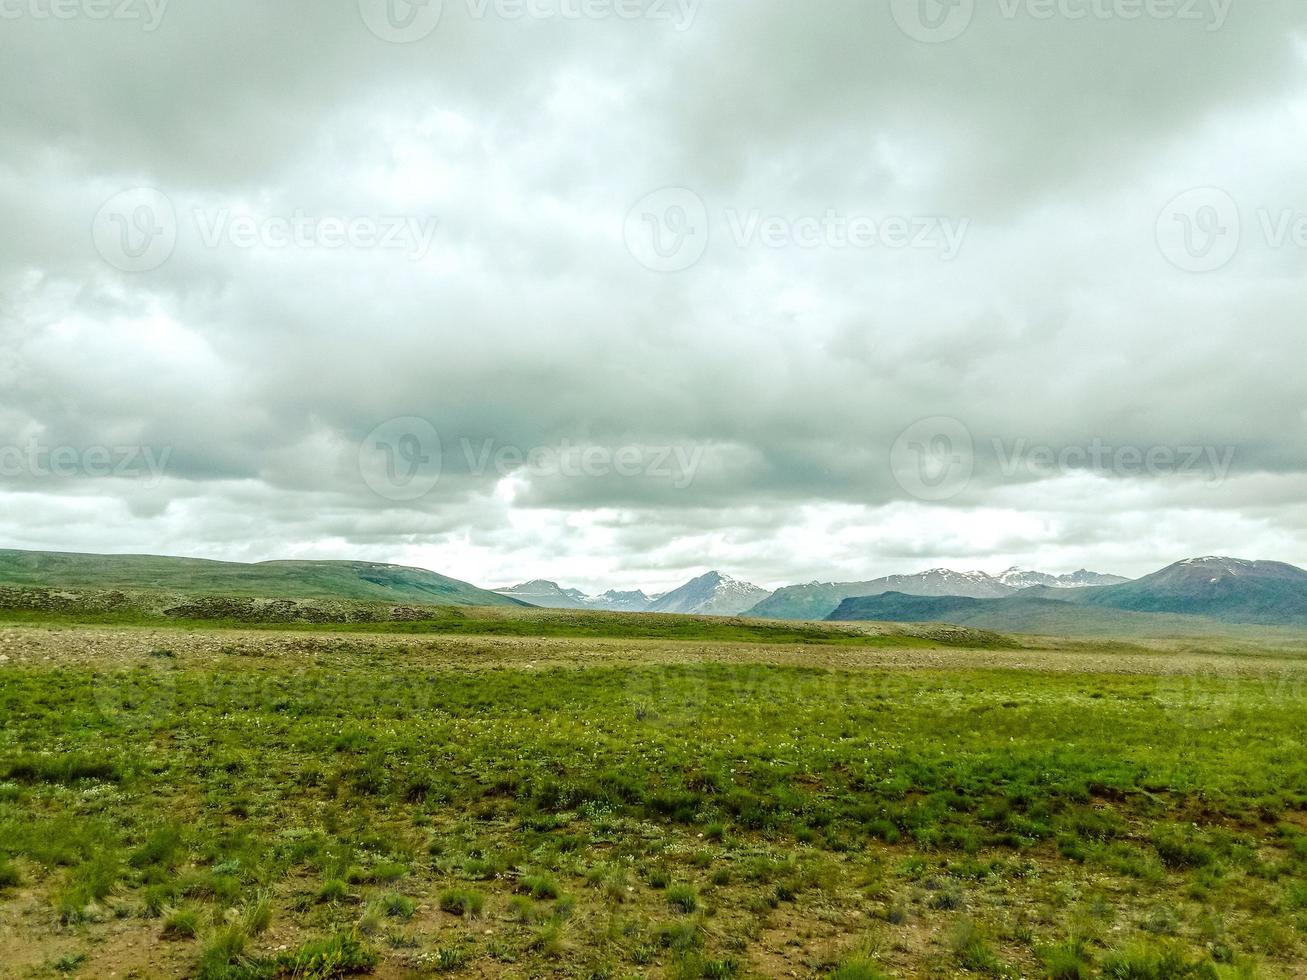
[647,572,771,616]
[825,590,1303,639]
[749,569,1001,621]
[829,592,989,623]
[1080,557,1307,625]
[0,549,523,607]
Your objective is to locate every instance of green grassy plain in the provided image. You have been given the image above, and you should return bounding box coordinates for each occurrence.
[0,610,1305,978]
[0,586,1007,648]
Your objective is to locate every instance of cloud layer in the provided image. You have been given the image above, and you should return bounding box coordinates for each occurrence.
[2,0,1305,592]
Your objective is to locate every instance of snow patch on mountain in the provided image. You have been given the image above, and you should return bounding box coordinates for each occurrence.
[999,567,1131,589]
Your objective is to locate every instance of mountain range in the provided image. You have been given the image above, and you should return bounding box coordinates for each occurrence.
[828,557,1307,631]
[496,571,768,617]
[746,567,1130,621]
[3,548,1306,634]
[498,558,1307,632]
[496,567,1135,620]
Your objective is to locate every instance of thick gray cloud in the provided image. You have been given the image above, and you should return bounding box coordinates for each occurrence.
[1,0,1306,592]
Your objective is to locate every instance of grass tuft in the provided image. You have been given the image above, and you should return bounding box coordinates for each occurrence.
[439,888,485,918]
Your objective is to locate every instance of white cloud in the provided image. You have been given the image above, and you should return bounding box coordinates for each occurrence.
[1,1,1305,589]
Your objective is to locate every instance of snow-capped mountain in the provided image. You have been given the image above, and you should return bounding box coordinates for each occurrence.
[646,571,771,616]
[1173,556,1268,578]
[1113,556,1305,593]
[1077,557,1307,625]
[494,580,595,609]
[867,568,1016,598]
[997,567,1131,589]
[591,589,654,612]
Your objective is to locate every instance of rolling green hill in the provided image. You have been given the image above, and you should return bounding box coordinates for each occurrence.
[0,549,524,608]
[747,581,897,621]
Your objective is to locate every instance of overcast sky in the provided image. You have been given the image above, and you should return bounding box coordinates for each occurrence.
[2,0,1306,593]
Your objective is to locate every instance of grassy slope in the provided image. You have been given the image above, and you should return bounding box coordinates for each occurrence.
[0,549,522,608]
[0,584,1009,648]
